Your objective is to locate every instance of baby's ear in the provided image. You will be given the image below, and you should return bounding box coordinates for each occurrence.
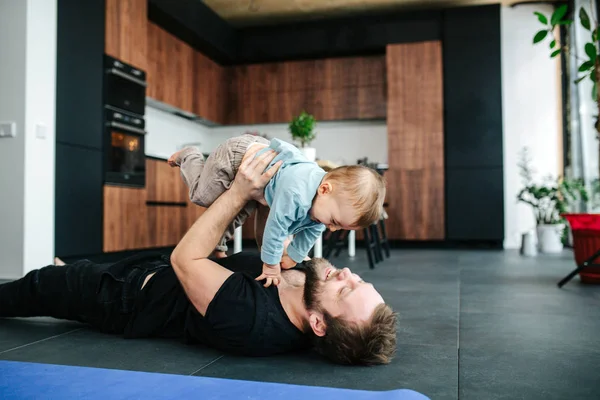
[319,181,333,195]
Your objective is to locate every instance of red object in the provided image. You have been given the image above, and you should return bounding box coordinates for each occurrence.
[562,213,600,284]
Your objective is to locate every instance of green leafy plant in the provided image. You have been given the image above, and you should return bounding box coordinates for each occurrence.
[517,147,588,225]
[533,4,598,99]
[532,3,600,211]
[289,111,316,148]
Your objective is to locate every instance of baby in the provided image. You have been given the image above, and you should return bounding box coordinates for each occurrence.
[168,134,386,286]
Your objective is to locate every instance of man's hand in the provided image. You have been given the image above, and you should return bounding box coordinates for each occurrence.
[231,146,282,203]
[257,263,282,287]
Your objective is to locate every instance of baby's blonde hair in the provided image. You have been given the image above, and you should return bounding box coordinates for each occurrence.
[324,165,386,228]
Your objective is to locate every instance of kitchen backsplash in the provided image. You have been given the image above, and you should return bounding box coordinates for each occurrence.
[145,104,388,164]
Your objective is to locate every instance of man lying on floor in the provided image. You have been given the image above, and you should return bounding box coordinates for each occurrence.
[0,149,397,365]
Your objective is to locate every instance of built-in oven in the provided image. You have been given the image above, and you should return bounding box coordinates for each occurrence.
[104,55,146,116]
[104,106,146,187]
[103,54,147,187]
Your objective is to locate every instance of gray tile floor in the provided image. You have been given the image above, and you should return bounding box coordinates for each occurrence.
[1,248,600,399]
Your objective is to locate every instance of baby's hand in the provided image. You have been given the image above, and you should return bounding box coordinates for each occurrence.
[256,263,282,287]
[280,255,297,270]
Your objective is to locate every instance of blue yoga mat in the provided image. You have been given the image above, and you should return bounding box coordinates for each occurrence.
[0,360,430,400]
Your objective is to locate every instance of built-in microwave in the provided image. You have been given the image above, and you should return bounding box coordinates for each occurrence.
[104,54,147,116]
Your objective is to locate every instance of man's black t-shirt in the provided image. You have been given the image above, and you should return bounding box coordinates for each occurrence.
[124,252,309,357]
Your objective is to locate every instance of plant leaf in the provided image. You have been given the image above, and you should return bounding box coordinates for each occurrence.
[592,69,597,83]
[593,82,598,101]
[575,75,587,83]
[534,30,549,44]
[551,4,568,25]
[580,7,591,30]
[550,39,556,49]
[585,42,597,61]
[579,61,594,71]
[557,19,574,25]
[534,11,548,25]
[551,49,562,58]
[593,28,598,42]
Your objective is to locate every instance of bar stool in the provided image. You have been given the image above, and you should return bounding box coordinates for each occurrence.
[364,224,382,269]
[378,203,391,258]
[323,226,384,269]
[323,230,349,259]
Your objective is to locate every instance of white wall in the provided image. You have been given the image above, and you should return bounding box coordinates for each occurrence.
[0,0,56,279]
[145,106,212,159]
[145,106,387,165]
[501,4,562,248]
[0,0,27,279]
[211,120,388,165]
[22,0,57,274]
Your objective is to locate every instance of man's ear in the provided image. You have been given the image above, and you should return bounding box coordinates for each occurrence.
[318,181,333,195]
[308,311,327,337]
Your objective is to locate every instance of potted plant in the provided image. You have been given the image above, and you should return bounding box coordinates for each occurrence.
[516,148,588,253]
[532,3,600,279]
[289,111,317,161]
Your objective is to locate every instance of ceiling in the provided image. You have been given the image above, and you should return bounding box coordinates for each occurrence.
[202,0,559,27]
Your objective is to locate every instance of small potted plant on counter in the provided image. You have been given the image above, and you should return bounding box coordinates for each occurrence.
[516,148,588,253]
[289,111,317,161]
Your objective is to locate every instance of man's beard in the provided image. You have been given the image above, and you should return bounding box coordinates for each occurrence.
[303,259,324,311]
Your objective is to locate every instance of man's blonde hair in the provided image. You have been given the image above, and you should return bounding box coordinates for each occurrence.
[324,165,386,228]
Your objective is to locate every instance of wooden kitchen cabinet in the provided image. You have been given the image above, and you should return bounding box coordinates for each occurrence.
[147,205,188,248]
[358,83,387,119]
[386,41,445,240]
[145,158,190,247]
[226,55,387,124]
[147,22,194,114]
[103,185,150,252]
[103,158,194,252]
[105,0,147,70]
[186,198,206,230]
[194,51,228,124]
[146,158,188,203]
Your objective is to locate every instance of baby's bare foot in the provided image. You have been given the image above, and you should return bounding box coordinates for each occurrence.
[167,150,182,167]
[54,257,66,266]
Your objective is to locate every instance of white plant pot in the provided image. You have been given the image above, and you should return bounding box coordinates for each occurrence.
[536,224,565,254]
[301,146,316,162]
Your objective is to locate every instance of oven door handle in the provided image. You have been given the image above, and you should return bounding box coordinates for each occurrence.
[106,68,148,87]
[107,121,147,135]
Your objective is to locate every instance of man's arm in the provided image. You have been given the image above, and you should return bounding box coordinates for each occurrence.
[286,224,327,263]
[170,147,281,316]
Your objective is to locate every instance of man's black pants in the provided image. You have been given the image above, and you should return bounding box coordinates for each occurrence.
[0,254,166,334]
